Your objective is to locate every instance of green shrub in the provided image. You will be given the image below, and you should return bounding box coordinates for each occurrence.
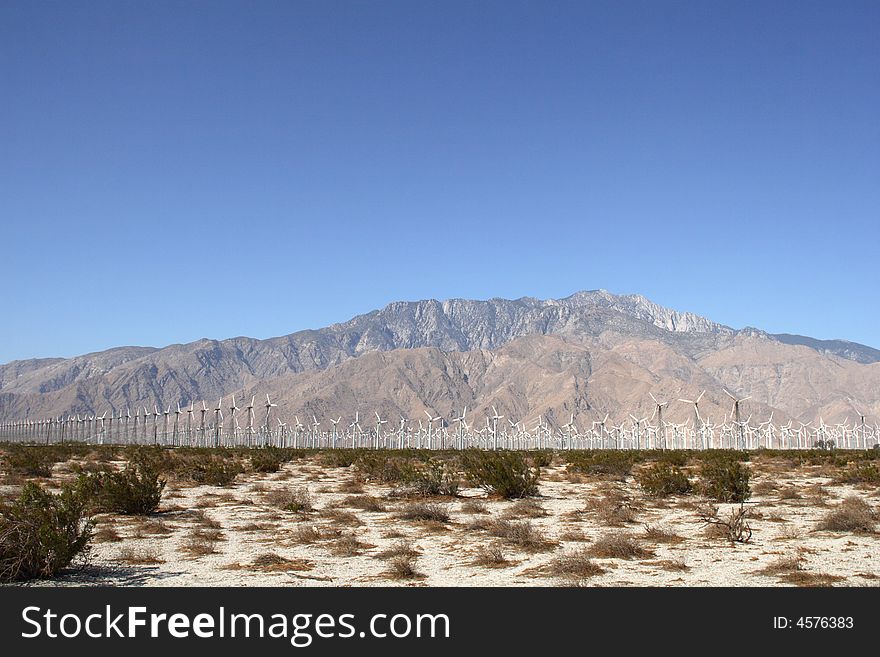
[81,460,165,515]
[835,462,880,485]
[656,450,690,467]
[0,482,93,582]
[356,453,417,484]
[699,459,751,503]
[5,447,55,477]
[250,447,285,473]
[566,451,642,478]
[637,462,693,497]
[408,459,459,497]
[178,457,242,486]
[531,451,554,468]
[462,451,540,498]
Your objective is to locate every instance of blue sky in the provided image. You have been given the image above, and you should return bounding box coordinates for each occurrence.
[1,0,878,362]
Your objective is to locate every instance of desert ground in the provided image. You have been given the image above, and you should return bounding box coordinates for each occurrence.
[1,446,878,587]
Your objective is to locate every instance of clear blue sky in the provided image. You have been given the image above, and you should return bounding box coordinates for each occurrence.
[1,0,878,363]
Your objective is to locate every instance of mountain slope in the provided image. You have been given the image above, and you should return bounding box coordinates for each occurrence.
[0,290,877,424]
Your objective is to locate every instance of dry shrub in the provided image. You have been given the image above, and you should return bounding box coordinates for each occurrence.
[249,552,312,572]
[322,509,363,526]
[337,477,365,494]
[759,554,805,575]
[752,480,779,496]
[472,543,509,568]
[642,524,684,544]
[778,486,802,500]
[486,519,554,552]
[460,499,488,515]
[387,555,421,579]
[133,519,172,538]
[191,510,222,529]
[558,528,589,542]
[117,546,163,564]
[93,525,122,543]
[342,495,386,512]
[817,496,876,533]
[778,571,844,587]
[376,540,419,560]
[655,559,689,572]
[398,503,450,524]
[503,499,546,519]
[547,548,605,580]
[699,503,754,543]
[774,525,801,541]
[329,533,369,556]
[290,525,325,544]
[267,487,313,513]
[588,532,652,559]
[585,491,639,526]
[181,527,223,556]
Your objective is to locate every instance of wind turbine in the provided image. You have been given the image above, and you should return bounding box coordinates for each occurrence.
[349,411,361,448]
[311,415,320,448]
[264,395,277,445]
[724,390,751,449]
[245,396,256,443]
[173,403,181,445]
[424,410,441,449]
[199,402,208,445]
[162,406,170,445]
[213,399,223,447]
[629,414,649,449]
[649,393,670,449]
[186,402,195,445]
[374,412,387,449]
[490,406,504,450]
[330,416,341,448]
[454,407,468,450]
[562,413,575,450]
[678,391,705,449]
[228,395,239,445]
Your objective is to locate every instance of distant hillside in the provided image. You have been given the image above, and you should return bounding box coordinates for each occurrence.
[1,290,877,425]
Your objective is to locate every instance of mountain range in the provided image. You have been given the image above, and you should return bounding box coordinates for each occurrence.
[2,290,878,428]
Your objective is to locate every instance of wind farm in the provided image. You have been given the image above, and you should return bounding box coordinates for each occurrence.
[1,391,876,451]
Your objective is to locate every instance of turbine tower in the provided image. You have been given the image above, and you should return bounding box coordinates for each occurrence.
[649,393,670,449]
[724,390,751,449]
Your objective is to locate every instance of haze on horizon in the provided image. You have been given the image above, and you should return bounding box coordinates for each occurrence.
[1,1,878,363]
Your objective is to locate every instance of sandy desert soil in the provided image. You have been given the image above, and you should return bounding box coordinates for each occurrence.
[4,451,878,588]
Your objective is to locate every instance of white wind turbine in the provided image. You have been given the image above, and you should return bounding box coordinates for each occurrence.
[490,406,504,450]
[245,396,256,438]
[678,391,705,449]
[311,415,320,448]
[454,407,468,450]
[724,390,751,449]
[199,402,208,444]
[649,393,670,449]
[330,416,341,448]
[562,413,575,449]
[264,395,277,441]
[350,411,361,447]
[229,395,239,443]
[374,412,387,449]
[629,413,649,449]
[424,410,441,449]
